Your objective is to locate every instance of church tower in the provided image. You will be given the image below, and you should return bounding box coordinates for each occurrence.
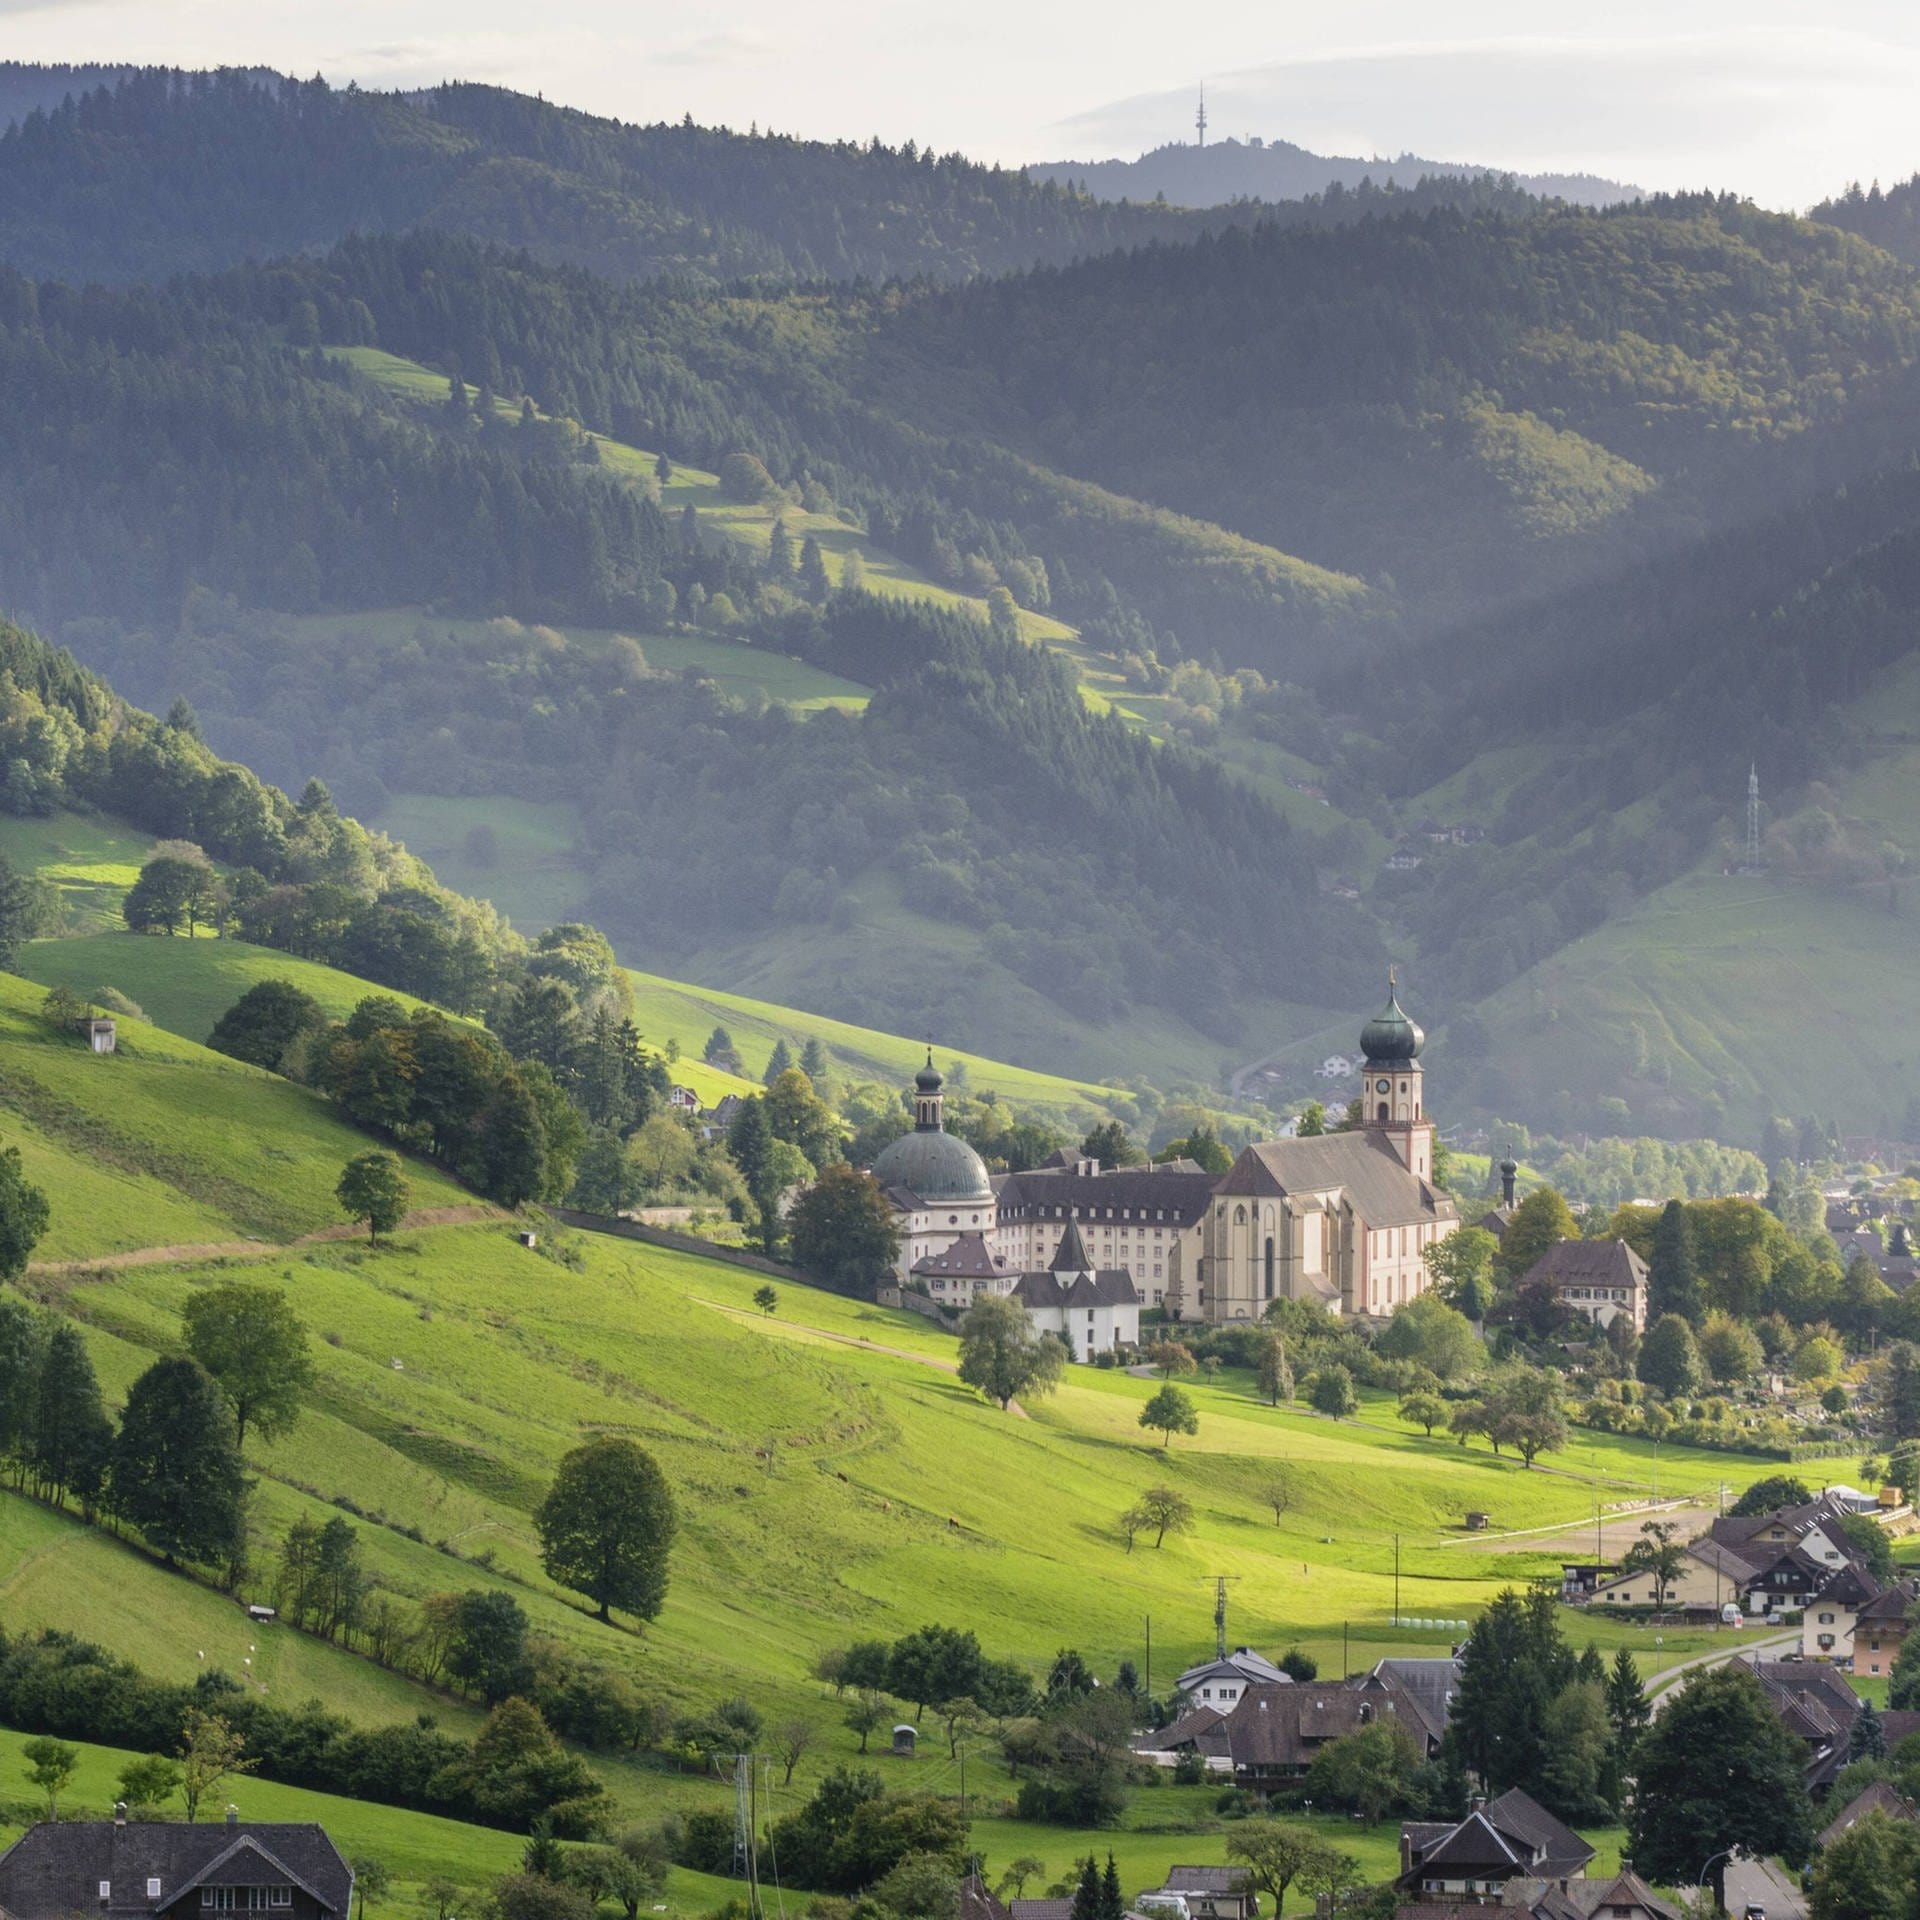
[911,1050,946,1132]
[1359,972,1434,1182]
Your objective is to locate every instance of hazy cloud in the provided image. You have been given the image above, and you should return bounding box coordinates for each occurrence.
[654,29,774,69]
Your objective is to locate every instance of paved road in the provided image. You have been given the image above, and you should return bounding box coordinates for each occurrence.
[1647,1630,1797,1710]
[1722,1855,1807,1920]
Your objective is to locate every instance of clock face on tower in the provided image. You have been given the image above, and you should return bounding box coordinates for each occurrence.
[1376,1078,1391,1094]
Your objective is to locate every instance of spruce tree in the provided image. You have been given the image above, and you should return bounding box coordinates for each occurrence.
[1068,1858,1100,1920]
[29,1323,113,1510]
[1099,1855,1123,1920]
[108,1356,247,1568]
[763,1038,794,1087]
[800,1036,828,1081]
[1648,1200,1702,1323]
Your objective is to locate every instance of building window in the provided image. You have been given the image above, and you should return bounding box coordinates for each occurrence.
[149,1883,163,1901]
[99,1885,112,1902]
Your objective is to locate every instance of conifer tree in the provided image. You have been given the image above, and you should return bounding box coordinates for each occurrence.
[29,1322,113,1510]
[1648,1200,1702,1323]
[109,1356,247,1568]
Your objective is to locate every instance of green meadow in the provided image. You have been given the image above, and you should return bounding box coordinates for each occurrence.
[0,969,469,1259]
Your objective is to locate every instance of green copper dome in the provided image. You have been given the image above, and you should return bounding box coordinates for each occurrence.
[1360,978,1425,1064]
[871,1127,993,1206]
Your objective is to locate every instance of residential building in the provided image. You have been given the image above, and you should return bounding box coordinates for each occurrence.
[1517,1239,1649,1335]
[1396,1790,1593,1904]
[1173,1646,1290,1712]
[1585,1537,1760,1614]
[1136,1670,1446,1784]
[910,1231,1009,1303]
[1735,1654,1862,1793]
[1710,1492,1865,1575]
[1178,981,1459,1321]
[0,1815,353,1920]
[1854,1583,1917,1677]
[1818,1779,1919,1850]
[1143,1869,1255,1920]
[1804,1562,1881,1660]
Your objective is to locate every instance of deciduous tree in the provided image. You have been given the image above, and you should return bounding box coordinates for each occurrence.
[1139,1384,1199,1446]
[535,1436,677,1624]
[182,1281,315,1451]
[958,1294,1065,1410]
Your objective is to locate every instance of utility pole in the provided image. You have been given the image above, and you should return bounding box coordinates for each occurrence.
[1205,1574,1241,1659]
[732,1754,751,1883]
[1145,1613,1151,1702]
[1393,1533,1401,1629]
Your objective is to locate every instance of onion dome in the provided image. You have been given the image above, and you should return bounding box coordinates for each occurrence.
[914,1050,943,1094]
[1360,976,1425,1064]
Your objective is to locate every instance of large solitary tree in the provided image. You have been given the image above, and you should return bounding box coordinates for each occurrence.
[958,1294,1065,1410]
[336,1150,410,1242]
[0,1144,50,1280]
[182,1281,315,1452]
[535,1436,677,1624]
[1139,1384,1199,1447]
[1626,1662,1814,1911]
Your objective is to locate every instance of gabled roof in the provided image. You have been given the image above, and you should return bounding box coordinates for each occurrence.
[1563,1871,1678,1920]
[0,1823,353,1920]
[1483,1788,1593,1877]
[1815,1563,1882,1611]
[1049,1216,1094,1273]
[1817,1778,1920,1849]
[1160,1869,1251,1895]
[1132,1703,1229,1757]
[1216,1132,1456,1230]
[1369,1657,1462,1743]
[1857,1582,1917,1624]
[1402,1810,1524,1879]
[1176,1648,1290,1693]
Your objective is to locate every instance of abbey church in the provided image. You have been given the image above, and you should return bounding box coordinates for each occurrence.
[868,980,1460,1336]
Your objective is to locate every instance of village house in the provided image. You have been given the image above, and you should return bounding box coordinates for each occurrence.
[1817,1779,1919,1850]
[1136,1667,1452,1786]
[1517,1238,1649,1335]
[1804,1562,1882,1660]
[1709,1491,1866,1576]
[0,1814,353,1920]
[1585,1536,1763,1615]
[1395,1790,1593,1906]
[1139,1869,1256,1920]
[1172,1646,1290,1712]
[1176,981,1459,1322]
[1734,1654,1863,1794]
[1852,1582,1917,1677]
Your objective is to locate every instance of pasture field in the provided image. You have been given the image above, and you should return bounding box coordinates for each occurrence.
[38,1216,1781,1738]
[0,812,154,931]
[0,969,469,1257]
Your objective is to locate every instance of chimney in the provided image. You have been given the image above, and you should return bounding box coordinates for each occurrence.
[1618,1857,1633,1874]
[224,1805,239,1828]
[113,1802,128,1826]
[1468,1793,1487,1814]
[1499,1160,1517,1207]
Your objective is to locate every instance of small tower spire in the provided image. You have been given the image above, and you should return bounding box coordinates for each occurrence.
[1744,763,1763,871]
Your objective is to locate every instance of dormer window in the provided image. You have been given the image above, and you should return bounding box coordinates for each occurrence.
[148,1883,163,1901]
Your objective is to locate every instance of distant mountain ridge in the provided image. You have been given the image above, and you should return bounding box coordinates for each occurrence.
[1026,135,1638,210]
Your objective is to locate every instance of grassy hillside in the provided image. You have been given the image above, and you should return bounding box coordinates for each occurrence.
[1455,648,1920,1142]
[0,973,470,1259]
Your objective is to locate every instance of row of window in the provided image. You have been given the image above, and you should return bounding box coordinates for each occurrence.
[94,1887,290,1907]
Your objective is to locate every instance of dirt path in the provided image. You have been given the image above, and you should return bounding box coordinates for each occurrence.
[28,1204,502,1274]
[693,1296,1029,1417]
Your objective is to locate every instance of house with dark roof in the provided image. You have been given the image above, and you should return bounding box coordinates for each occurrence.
[1137,1671,1445,1784]
[1710,1493,1862,1576]
[1396,1789,1593,1903]
[1817,1778,1919,1850]
[1736,1654,1863,1793]
[1140,1868,1256,1920]
[1185,983,1459,1322]
[1518,1239,1649,1335]
[1853,1583,1917,1678]
[0,1815,352,1920]
[910,1230,1009,1302]
[1804,1562,1884,1660]
[1173,1647,1290,1712]
[1008,1218,1141,1360]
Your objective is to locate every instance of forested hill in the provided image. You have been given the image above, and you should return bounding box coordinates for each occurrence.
[1812,177,1920,269]
[858,196,1920,632]
[1028,134,1636,209]
[0,68,1209,287]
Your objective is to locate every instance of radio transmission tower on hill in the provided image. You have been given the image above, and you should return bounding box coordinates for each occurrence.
[1195,85,1208,148]
[1741,763,1764,872]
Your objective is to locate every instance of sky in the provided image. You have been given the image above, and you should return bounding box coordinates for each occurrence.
[10,0,1920,208]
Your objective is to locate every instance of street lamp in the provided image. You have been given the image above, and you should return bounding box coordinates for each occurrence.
[1697,1844,1741,1913]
